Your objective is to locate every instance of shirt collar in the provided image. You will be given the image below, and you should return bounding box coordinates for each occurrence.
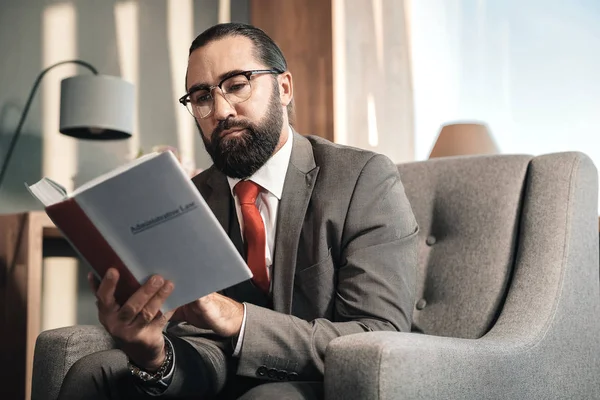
[227,125,293,200]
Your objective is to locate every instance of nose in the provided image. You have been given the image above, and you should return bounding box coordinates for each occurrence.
[211,89,236,121]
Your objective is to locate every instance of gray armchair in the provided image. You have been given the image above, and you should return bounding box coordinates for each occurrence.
[325,152,600,399]
[32,152,600,400]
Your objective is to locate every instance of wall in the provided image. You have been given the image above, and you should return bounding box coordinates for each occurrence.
[0,0,249,216]
[409,0,600,211]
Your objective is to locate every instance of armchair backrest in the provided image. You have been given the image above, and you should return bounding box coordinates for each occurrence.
[399,152,600,342]
[398,154,533,339]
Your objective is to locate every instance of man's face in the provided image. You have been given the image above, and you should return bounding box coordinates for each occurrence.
[186,36,285,179]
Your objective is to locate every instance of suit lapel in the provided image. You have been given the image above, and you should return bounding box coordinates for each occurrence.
[272,132,319,313]
[193,167,244,257]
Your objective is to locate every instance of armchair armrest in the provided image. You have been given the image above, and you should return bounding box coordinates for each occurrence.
[32,325,115,400]
[324,331,575,400]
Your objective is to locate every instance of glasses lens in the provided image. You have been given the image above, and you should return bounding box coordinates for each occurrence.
[187,90,213,118]
[222,75,252,103]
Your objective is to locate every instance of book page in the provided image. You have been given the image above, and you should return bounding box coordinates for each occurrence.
[26,177,68,207]
[71,152,160,197]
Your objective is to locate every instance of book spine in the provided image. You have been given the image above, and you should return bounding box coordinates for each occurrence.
[46,198,140,306]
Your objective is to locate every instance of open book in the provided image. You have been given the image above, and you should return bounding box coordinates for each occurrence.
[27,151,252,312]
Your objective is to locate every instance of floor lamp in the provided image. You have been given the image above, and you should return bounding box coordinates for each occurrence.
[0,59,134,192]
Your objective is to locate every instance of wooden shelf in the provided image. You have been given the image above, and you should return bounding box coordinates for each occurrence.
[0,211,61,400]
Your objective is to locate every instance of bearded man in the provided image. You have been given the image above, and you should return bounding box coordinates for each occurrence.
[58,22,418,400]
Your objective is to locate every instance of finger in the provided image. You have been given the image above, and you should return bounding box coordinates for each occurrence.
[133,280,175,327]
[87,272,100,294]
[117,275,165,324]
[96,268,119,312]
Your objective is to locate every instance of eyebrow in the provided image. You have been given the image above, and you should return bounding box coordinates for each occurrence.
[187,69,247,94]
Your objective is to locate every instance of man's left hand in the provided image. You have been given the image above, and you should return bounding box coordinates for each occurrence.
[172,293,244,337]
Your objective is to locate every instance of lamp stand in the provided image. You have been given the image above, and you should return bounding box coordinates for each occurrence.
[0,60,98,193]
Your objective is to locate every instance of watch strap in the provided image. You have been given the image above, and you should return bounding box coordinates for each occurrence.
[128,335,174,384]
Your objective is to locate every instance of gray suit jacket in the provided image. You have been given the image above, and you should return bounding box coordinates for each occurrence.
[164,132,418,396]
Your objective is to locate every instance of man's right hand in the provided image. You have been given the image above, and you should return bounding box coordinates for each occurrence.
[89,268,175,371]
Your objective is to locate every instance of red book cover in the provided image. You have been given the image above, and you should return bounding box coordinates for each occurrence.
[46,198,140,306]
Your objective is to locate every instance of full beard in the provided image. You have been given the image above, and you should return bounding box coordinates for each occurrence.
[199,87,283,179]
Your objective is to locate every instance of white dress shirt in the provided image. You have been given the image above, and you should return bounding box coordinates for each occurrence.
[227,127,293,356]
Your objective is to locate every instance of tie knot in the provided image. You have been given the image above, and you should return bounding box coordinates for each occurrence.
[234,180,261,204]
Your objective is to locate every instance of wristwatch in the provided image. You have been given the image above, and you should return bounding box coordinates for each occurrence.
[127,336,174,384]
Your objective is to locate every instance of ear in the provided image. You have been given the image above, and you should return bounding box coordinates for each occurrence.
[278,71,293,107]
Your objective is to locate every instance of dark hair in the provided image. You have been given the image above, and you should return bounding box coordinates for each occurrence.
[189,23,294,122]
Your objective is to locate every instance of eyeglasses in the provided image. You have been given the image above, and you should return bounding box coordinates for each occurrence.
[178,69,283,119]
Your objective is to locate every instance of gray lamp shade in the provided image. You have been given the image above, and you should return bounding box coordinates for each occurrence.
[59,75,134,140]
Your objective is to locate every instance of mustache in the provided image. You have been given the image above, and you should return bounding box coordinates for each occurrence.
[212,118,252,139]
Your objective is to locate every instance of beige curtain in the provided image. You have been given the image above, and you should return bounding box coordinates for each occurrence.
[333,0,414,163]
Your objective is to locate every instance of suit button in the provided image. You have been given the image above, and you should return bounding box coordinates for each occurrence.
[288,372,299,381]
[426,236,436,246]
[267,368,278,379]
[256,366,268,377]
[276,370,287,381]
[416,298,427,310]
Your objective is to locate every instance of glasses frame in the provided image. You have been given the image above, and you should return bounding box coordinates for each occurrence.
[178,68,284,119]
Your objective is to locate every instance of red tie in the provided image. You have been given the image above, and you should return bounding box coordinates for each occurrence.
[234,180,270,293]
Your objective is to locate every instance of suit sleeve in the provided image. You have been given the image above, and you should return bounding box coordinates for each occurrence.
[235,154,419,381]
